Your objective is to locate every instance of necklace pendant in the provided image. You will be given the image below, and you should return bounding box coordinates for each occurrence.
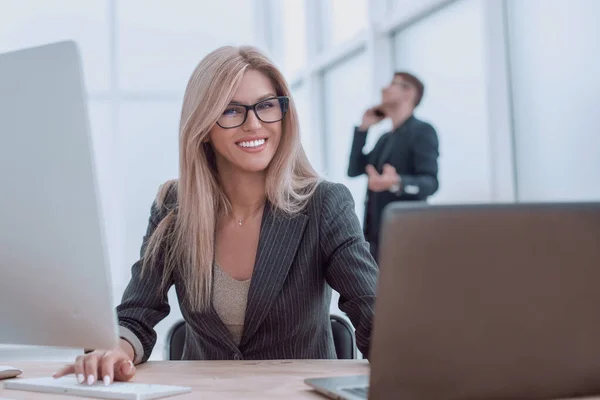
[238,220,243,226]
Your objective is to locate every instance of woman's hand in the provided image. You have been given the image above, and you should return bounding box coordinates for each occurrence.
[53,339,136,386]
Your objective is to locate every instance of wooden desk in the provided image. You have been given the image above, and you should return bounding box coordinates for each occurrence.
[0,360,369,399]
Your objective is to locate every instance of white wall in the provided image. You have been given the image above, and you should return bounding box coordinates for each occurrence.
[393,0,493,204]
[280,0,308,78]
[291,84,316,163]
[0,1,110,91]
[325,0,369,47]
[282,0,600,209]
[322,53,372,222]
[116,1,256,94]
[507,0,600,202]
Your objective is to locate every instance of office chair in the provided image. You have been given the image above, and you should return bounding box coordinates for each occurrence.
[164,314,357,360]
[329,314,357,359]
[165,319,187,361]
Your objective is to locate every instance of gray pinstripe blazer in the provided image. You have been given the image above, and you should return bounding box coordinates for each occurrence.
[116,181,378,363]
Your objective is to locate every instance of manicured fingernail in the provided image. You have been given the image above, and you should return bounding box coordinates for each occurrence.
[103,375,110,386]
[77,374,85,384]
[87,375,95,385]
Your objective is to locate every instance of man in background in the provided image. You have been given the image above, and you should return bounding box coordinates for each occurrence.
[348,72,439,262]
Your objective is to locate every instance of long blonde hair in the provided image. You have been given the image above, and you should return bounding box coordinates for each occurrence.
[142,46,320,312]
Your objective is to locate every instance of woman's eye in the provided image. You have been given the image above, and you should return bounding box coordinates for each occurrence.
[257,100,276,111]
[223,108,240,116]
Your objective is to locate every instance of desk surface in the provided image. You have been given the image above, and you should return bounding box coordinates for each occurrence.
[4,361,600,400]
[0,360,369,399]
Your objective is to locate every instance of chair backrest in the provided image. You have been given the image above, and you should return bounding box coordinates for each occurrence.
[330,314,357,359]
[165,314,357,360]
[165,319,186,361]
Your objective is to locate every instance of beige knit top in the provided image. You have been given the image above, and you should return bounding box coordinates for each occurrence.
[212,263,251,346]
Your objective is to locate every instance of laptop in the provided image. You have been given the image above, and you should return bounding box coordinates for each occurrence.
[305,202,600,400]
[0,41,119,350]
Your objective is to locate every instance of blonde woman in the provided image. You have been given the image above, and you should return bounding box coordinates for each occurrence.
[54,46,378,386]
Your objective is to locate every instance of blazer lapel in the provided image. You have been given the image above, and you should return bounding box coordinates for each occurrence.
[376,137,395,170]
[185,266,242,352]
[240,203,308,346]
[191,307,240,351]
[376,116,415,170]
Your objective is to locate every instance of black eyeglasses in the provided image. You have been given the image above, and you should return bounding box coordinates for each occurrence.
[391,81,412,90]
[217,96,289,129]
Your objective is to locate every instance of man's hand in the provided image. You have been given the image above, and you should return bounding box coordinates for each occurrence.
[366,164,401,192]
[358,107,386,131]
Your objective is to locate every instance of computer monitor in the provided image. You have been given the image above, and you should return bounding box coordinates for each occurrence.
[0,41,119,350]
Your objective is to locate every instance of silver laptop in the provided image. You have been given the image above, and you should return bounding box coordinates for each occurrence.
[306,202,600,400]
[0,41,119,350]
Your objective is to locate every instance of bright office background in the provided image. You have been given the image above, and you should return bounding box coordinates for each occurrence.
[1,0,598,360]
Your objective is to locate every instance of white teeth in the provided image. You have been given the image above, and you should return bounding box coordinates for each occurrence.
[238,139,266,148]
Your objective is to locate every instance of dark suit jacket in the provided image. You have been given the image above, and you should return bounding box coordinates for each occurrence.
[116,181,378,363]
[347,115,439,244]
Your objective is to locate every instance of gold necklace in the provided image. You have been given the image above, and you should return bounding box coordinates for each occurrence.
[234,203,265,226]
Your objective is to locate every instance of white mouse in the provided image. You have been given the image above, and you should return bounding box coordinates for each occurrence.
[0,365,22,380]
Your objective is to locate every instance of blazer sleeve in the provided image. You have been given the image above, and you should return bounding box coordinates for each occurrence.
[347,127,370,177]
[320,182,379,358]
[399,124,440,200]
[116,198,173,364]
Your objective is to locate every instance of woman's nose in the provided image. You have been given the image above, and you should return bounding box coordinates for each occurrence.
[243,109,262,130]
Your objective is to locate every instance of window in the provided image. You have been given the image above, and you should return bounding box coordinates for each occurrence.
[117,0,256,94]
[0,0,109,92]
[393,0,493,203]
[387,0,441,18]
[119,101,181,273]
[281,0,308,77]
[87,101,123,292]
[322,54,371,222]
[508,0,600,201]
[291,84,316,165]
[325,0,368,48]
[388,0,412,14]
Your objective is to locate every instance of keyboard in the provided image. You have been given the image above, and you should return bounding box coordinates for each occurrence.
[3,376,192,400]
[343,385,369,398]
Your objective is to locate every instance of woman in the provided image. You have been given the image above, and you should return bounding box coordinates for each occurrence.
[54,46,378,386]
